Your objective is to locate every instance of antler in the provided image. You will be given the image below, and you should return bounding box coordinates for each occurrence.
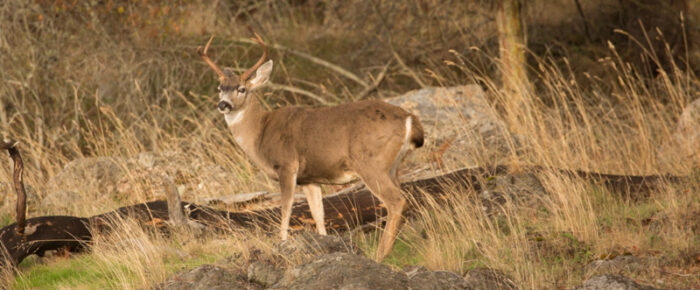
[239,32,268,82]
[197,36,226,81]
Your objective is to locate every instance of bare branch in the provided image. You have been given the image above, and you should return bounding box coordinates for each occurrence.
[1,140,26,238]
[232,38,369,89]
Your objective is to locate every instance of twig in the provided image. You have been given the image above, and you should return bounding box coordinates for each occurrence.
[573,0,593,43]
[392,50,426,88]
[357,61,393,99]
[232,38,369,89]
[267,83,329,105]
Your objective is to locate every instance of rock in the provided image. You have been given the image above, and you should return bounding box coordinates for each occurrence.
[658,98,700,170]
[43,157,126,212]
[159,264,256,290]
[574,274,658,290]
[116,151,247,204]
[405,266,472,290]
[479,172,547,214]
[247,261,283,287]
[276,231,358,264]
[387,85,514,168]
[40,190,80,209]
[586,255,643,275]
[272,252,408,290]
[463,268,518,290]
[136,152,157,168]
[45,156,125,195]
[2,182,40,211]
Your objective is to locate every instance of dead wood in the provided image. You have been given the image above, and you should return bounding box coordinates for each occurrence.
[1,140,27,238]
[0,144,688,268]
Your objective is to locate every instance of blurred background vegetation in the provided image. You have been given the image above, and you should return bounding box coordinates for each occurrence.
[1,1,699,288]
[1,1,697,168]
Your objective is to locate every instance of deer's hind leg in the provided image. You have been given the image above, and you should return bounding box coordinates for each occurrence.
[355,169,406,261]
[301,184,327,235]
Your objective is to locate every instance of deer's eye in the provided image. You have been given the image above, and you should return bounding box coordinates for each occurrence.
[238,87,246,94]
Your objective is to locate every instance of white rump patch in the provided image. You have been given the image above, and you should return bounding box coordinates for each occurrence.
[390,116,414,180]
[404,116,412,146]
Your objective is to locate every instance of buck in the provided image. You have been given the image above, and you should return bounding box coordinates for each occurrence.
[198,34,424,260]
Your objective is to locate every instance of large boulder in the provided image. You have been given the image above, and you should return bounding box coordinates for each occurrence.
[45,156,125,195]
[276,231,359,264]
[574,274,658,290]
[463,268,519,290]
[161,231,519,290]
[479,172,548,215]
[114,151,240,204]
[42,156,126,212]
[159,264,256,290]
[39,151,257,213]
[387,85,514,169]
[405,266,472,290]
[248,261,283,288]
[271,252,408,290]
[585,255,644,276]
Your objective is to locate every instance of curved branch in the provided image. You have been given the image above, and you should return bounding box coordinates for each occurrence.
[1,140,26,238]
[233,38,369,88]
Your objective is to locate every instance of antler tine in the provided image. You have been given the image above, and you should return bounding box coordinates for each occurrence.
[239,32,268,82]
[197,36,226,81]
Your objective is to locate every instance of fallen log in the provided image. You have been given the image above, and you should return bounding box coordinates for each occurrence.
[0,143,688,268]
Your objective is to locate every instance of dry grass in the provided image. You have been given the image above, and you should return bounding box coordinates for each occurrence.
[0,0,698,289]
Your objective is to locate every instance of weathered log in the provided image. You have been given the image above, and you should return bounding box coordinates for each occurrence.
[0,216,91,266]
[0,143,686,268]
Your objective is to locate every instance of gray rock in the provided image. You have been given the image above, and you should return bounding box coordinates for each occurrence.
[40,190,80,209]
[136,151,157,168]
[387,85,515,168]
[479,172,547,214]
[2,182,40,210]
[586,255,643,275]
[272,252,408,290]
[276,231,358,264]
[463,268,518,290]
[46,156,125,195]
[406,266,472,290]
[160,264,256,290]
[574,274,658,290]
[43,157,126,211]
[247,261,283,287]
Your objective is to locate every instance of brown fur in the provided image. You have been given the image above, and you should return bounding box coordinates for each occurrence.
[241,99,421,184]
[226,89,423,260]
[202,36,424,260]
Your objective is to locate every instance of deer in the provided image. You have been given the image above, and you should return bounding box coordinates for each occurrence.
[197,33,424,260]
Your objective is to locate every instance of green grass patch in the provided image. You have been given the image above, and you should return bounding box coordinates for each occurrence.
[13,255,110,289]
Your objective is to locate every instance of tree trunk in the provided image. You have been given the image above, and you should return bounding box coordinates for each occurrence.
[496,0,530,96]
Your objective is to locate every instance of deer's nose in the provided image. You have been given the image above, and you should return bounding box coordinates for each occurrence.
[218,101,232,112]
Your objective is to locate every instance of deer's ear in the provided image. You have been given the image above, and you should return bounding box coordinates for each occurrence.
[248,60,273,90]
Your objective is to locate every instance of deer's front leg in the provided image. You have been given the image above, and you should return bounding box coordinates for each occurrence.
[278,166,298,240]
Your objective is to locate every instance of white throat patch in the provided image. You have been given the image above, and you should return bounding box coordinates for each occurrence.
[224,109,246,127]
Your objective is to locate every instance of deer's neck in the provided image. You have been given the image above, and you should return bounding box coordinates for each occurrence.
[224,97,271,171]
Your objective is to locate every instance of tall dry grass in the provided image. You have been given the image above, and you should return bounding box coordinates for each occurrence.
[0,0,698,288]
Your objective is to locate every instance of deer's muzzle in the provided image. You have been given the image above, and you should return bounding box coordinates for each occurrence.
[218,101,233,113]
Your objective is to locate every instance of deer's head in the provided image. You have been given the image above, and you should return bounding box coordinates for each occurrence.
[198,33,272,115]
